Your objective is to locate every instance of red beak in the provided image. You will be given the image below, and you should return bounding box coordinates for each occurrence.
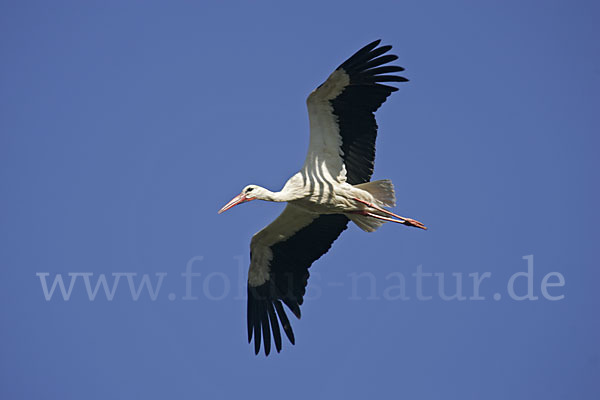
[218,192,254,214]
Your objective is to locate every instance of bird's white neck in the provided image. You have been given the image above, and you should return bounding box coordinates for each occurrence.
[252,183,306,202]
[258,188,289,202]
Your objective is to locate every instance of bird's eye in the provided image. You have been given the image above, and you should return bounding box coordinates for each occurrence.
[246,187,254,192]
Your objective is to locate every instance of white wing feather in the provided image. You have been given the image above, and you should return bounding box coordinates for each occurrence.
[303,69,350,184]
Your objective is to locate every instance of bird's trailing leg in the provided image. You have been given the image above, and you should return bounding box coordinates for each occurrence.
[352,197,427,230]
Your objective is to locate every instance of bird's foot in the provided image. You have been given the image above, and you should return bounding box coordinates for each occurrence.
[397,217,427,230]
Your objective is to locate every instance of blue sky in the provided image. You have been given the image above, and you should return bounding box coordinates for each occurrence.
[1,1,599,399]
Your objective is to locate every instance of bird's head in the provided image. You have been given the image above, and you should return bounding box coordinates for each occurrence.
[218,185,267,214]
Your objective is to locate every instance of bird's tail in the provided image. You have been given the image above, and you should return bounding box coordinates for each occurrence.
[347,179,396,232]
[347,214,385,232]
[355,179,396,207]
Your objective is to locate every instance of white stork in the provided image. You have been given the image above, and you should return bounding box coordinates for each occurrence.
[218,40,426,355]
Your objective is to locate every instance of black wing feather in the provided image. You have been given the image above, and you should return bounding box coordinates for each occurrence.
[253,299,261,355]
[333,40,407,184]
[260,304,271,356]
[274,300,294,345]
[341,40,382,69]
[267,302,282,353]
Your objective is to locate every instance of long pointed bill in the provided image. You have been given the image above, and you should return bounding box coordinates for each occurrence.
[218,193,254,214]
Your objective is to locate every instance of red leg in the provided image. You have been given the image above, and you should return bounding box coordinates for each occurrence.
[352,197,427,230]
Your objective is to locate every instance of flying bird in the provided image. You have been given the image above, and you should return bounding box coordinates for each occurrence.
[218,40,426,355]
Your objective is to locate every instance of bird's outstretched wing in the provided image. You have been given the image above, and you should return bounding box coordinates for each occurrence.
[304,40,407,185]
[247,205,348,355]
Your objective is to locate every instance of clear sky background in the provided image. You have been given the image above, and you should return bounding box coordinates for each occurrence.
[1,1,599,399]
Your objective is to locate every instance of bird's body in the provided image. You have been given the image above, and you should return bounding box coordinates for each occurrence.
[254,172,375,214]
[218,40,425,355]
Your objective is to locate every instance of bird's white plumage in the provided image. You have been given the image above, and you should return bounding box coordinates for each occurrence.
[303,69,351,185]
